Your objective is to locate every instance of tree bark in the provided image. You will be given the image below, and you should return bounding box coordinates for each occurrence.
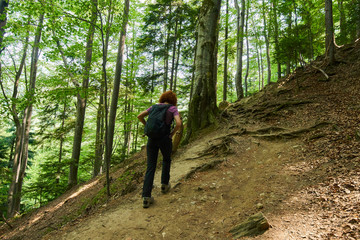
[170,13,178,91]
[355,1,360,39]
[262,0,271,85]
[94,3,113,177]
[189,32,198,103]
[272,0,281,79]
[104,0,130,197]
[68,0,98,188]
[185,0,221,141]
[325,0,335,64]
[57,102,67,184]
[234,0,245,100]
[7,13,44,218]
[223,0,229,101]
[244,0,250,97]
[338,0,345,44]
[0,0,9,53]
[174,19,182,93]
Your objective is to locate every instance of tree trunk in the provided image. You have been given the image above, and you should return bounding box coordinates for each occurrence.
[256,43,261,91]
[262,0,271,85]
[325,0,335,64]
[185,0,221,141]
[174,19,182,93]
[7,13,44,218]
[338,0,346,44]
[259,42,264,88]
[170,15,178,91]
[234,0,245,100]
[272,0,281,79]
[163,4,172,92]
[104,0,130,197]
[0,0,9,53]
[244,0,250,97]
[94,1,113,178]
[68,0,98,188]
[223,0,229,101]
[286,11,292,75]
[357,1,360,39]
[189,32,198,103]
[57,102,67,184]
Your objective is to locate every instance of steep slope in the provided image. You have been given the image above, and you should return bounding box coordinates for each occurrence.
[1,40,360,240]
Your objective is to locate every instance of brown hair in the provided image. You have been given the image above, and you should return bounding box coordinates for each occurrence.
[159,90,177,106]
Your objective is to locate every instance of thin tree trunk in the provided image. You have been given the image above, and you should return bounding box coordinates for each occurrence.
[259,42,264,88]
[325,0,335,64]
[169,14,178,91]
[286,11,292,75]
[272,0,281,79]
[223,0,229,101]
[244,0,249,97]
[262,0,271,85]
[7,13,44,218]
[104,0,130,197]
[68,0,98,188]
[189,32,198,103]
[234,0,245,100]
[94,1,113,178]
[57,102,67,184]
[174,19,182,93]
[163,4,172,92]
[338,0,345,44]
[185,0,221,142]
[0,0,9,53]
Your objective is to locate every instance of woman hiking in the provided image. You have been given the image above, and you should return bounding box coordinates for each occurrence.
[137,90,182,208]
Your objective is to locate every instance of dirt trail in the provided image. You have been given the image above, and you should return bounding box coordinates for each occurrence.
[45,122,315,240]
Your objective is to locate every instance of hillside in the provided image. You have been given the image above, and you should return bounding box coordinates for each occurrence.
[1,40,360,240]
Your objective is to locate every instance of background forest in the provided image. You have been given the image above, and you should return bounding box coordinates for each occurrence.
[0,0,359,221]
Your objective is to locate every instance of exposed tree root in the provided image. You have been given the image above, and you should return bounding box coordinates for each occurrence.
[184,159,224,180]
[251,122,331,141]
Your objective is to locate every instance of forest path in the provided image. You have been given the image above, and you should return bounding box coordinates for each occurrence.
[47,121,320,240]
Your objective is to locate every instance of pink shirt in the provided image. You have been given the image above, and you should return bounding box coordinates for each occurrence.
[147,103,179,125]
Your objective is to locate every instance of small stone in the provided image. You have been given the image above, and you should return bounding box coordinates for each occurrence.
[256,203,264,209]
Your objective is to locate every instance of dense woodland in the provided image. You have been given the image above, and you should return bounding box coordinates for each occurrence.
[0,0,359,221]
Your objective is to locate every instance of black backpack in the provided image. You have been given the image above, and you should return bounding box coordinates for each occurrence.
[144,104,172,139]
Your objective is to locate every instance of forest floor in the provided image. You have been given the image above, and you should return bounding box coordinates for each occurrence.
[1,40,360,240]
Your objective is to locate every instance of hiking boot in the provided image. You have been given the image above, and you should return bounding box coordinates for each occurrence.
[161,183,171,194]
[143,197,154,208]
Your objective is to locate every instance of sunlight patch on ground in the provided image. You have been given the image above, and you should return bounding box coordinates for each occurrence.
[25,180,100,228]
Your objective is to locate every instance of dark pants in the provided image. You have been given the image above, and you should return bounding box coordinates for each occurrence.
[142,136,172,198]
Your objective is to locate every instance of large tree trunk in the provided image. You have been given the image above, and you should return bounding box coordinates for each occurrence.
[68,0,98,188]
[223,0,229,101]
[104,0,130,196]
[234,0,245,100]
[185,0,221,141]
[325,0,335,64]
[7,13,44,218]
[357,1,360,39]
[262,0,271,85]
